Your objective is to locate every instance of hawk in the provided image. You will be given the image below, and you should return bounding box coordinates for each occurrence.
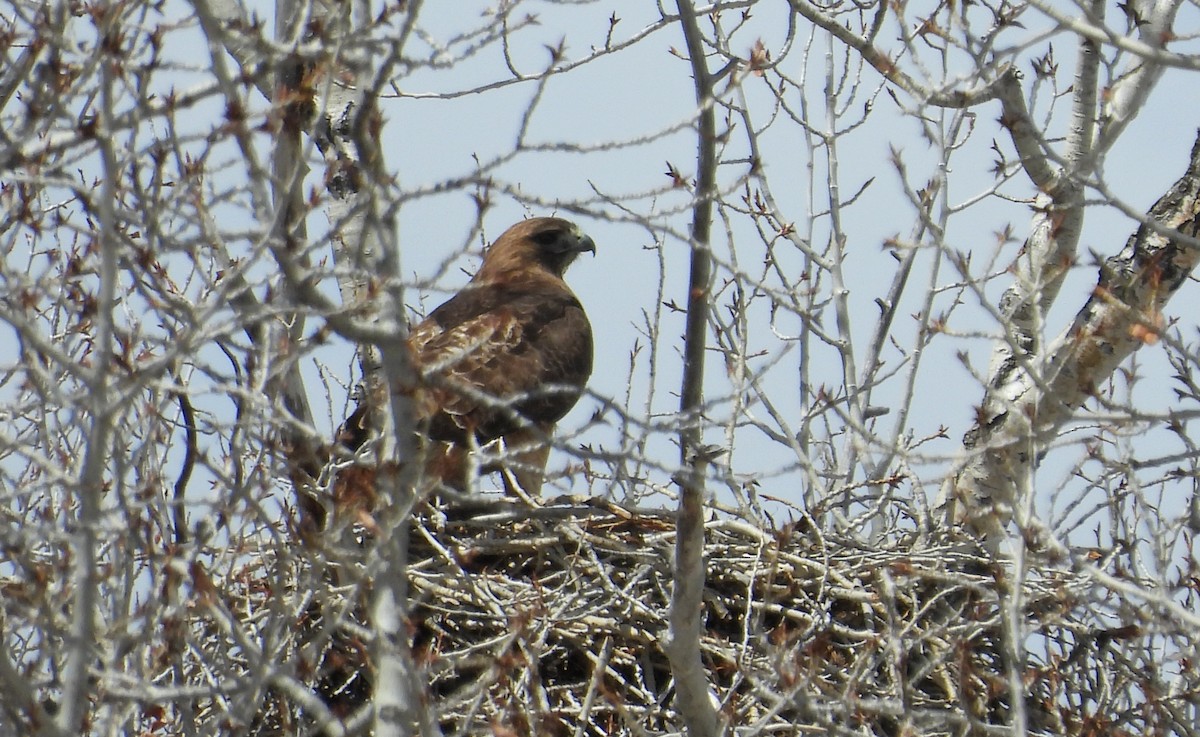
[337,216,595,504]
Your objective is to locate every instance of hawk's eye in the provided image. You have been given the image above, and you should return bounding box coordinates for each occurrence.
[531,230,562,247]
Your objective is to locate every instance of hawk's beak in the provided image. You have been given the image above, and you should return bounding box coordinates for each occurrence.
[563,225,596,256]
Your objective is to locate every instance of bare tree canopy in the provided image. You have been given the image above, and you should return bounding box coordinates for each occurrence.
[2,1,1200,735]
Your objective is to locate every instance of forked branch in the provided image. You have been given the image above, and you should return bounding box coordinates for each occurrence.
[945,130,1200,545]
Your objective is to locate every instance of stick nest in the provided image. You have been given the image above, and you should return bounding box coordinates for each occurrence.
[219,498,1182,736]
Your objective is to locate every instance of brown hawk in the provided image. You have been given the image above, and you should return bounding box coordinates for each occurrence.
[335,216,595,507]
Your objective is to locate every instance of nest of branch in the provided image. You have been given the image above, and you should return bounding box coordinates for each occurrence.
[228,498,1163,736]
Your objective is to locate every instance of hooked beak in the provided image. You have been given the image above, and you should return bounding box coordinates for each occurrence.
[575,232,596,256]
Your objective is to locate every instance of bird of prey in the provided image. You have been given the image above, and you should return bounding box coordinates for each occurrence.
[335,216,595,509]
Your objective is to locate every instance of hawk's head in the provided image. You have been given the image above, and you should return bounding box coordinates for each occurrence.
[476,217,596,282]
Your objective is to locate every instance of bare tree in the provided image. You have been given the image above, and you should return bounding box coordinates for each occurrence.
[3,1,1200,735]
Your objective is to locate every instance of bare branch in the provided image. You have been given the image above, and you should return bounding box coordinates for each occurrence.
[788,0,1014,109]
[668,3,723,736]
[57,32,122,734]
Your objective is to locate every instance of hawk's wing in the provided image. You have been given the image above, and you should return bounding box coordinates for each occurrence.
[409,281,593,444]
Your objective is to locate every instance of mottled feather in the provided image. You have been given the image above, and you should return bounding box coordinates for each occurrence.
[411,283,592,444]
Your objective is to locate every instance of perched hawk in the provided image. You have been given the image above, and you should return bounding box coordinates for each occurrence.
[337,216,595,505]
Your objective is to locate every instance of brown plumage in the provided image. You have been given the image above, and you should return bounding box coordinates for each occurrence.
[335,216,595,508]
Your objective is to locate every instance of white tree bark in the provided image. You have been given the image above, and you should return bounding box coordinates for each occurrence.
[303,2,435,735]
[945,132,1200,547]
